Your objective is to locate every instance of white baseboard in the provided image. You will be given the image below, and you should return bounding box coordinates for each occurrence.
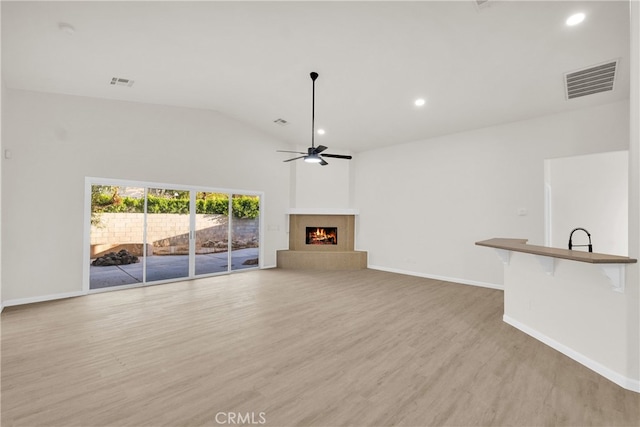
[2,291,86,308]
[503,314,640,393]
[367,265,504,291]
[2,266,278,308]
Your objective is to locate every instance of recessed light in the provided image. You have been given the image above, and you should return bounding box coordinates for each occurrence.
[414,98,426,107]
[566,13,585,26]
[317,129,325,135]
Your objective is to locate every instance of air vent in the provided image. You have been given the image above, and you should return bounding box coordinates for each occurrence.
[565,60,617,100]
[273,118,288,126]
[110,77,135,87]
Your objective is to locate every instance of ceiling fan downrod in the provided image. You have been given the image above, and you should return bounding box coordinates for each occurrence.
[311,72,318,149]
[276,71,352,165]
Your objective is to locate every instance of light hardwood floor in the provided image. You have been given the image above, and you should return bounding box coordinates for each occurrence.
[1,269,638,426]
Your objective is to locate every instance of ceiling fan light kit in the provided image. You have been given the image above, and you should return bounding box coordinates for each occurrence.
[277,72,352,166]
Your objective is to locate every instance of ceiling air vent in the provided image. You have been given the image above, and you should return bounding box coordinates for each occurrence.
[110,77,135,87]
[273,118,288,126]
[565,60,617,100]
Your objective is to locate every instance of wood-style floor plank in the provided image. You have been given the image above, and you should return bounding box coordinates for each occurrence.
[1,269,638,426]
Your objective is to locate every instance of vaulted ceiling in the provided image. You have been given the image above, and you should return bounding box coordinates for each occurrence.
[1,1,630,152]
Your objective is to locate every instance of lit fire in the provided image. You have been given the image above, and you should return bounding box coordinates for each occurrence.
[306,227,337,245]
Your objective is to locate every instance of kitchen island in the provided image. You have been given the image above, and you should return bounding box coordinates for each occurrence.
[476,238,638,392]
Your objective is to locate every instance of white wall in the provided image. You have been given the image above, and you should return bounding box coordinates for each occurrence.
[545,150,628,256]
[504,252,635,390]
[1,89,290,303]
[0,3,3,310]
[354,100,630,288]
[290,145,352,209]
[627,0,640,387]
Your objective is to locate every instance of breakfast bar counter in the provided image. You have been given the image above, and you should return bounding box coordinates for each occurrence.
[476,237,639,392]
[475,238,637,264]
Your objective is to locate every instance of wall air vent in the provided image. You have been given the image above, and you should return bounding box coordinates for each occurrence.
[273,118,288,126]
[110,77,135,87]
[565,60,617,100]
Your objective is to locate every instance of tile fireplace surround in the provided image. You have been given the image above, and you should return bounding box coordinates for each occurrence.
[277,209,367,270]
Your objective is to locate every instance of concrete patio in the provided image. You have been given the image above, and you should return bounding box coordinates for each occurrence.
[89,248,259,289]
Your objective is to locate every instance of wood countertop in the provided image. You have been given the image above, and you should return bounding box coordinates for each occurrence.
[475,238,637,264]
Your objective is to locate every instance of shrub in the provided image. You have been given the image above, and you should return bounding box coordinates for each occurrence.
[146,196,189,214]
[122,197,144,212]
[92,193,260,219]
[232,195,260,219]
[196,195,229,215]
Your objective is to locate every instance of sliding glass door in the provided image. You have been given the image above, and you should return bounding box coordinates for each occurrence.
[144,187,191,283]
[86,179,261,291]
[230,194,260,271]
[89,185,145,289]
[195,192,230,275]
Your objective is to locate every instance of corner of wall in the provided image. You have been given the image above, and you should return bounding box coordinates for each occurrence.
[293,145,351,209]
[289,159,297,209]
[626,0,640,384]
[1,4,4,312]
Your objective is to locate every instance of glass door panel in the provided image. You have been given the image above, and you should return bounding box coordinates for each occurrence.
[145,188,190,282]
[230,194,260,271]
[87,180,263,291]
[195,192,230,275]
[89,185,144,289]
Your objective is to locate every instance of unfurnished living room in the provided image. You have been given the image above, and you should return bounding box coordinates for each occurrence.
[1,1,639,426]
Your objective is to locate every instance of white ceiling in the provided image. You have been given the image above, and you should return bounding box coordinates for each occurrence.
[1,1,631,153]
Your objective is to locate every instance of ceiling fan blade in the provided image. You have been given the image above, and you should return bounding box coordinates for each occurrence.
[283,156,305,162]
[277,150,307,155]
[320,158,329,166]
[320,153,353,160]
[315,145,328,154]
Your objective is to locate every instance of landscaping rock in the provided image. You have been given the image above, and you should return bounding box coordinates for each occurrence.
[92,249,139,267]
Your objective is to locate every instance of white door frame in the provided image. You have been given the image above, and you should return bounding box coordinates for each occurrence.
[83,176,264,293]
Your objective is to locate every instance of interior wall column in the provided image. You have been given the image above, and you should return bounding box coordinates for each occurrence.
[0,5,4,311]
[628,0,640,385]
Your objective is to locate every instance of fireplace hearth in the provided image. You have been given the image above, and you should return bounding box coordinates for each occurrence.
[306,227,337,245]
[277,211,367,270]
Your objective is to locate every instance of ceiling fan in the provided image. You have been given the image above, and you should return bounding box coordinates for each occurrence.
[277,72,352,166]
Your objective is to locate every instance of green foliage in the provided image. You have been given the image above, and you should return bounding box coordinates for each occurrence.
[91,185,130,226]
[91,187,259,219]
[232,195,260,219]
[196,194,229,216]
[122,196,144,212]
[91,185,144,215]
[93,193,114,208]
[195,193,260,218]
[146,195,189,214]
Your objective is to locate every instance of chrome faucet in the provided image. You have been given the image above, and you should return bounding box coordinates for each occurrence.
[568,227,592,252]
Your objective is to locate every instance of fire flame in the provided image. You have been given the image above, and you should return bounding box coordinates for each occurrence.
[307,227,336,244]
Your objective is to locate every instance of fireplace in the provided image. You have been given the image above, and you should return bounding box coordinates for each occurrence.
[277,210,367,270]
[306,227,337,245]
[286,214,352,252]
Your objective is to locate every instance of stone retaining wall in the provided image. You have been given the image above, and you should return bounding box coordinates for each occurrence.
[91,213,258,255]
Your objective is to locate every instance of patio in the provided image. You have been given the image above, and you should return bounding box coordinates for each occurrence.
[89,248,259,289]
